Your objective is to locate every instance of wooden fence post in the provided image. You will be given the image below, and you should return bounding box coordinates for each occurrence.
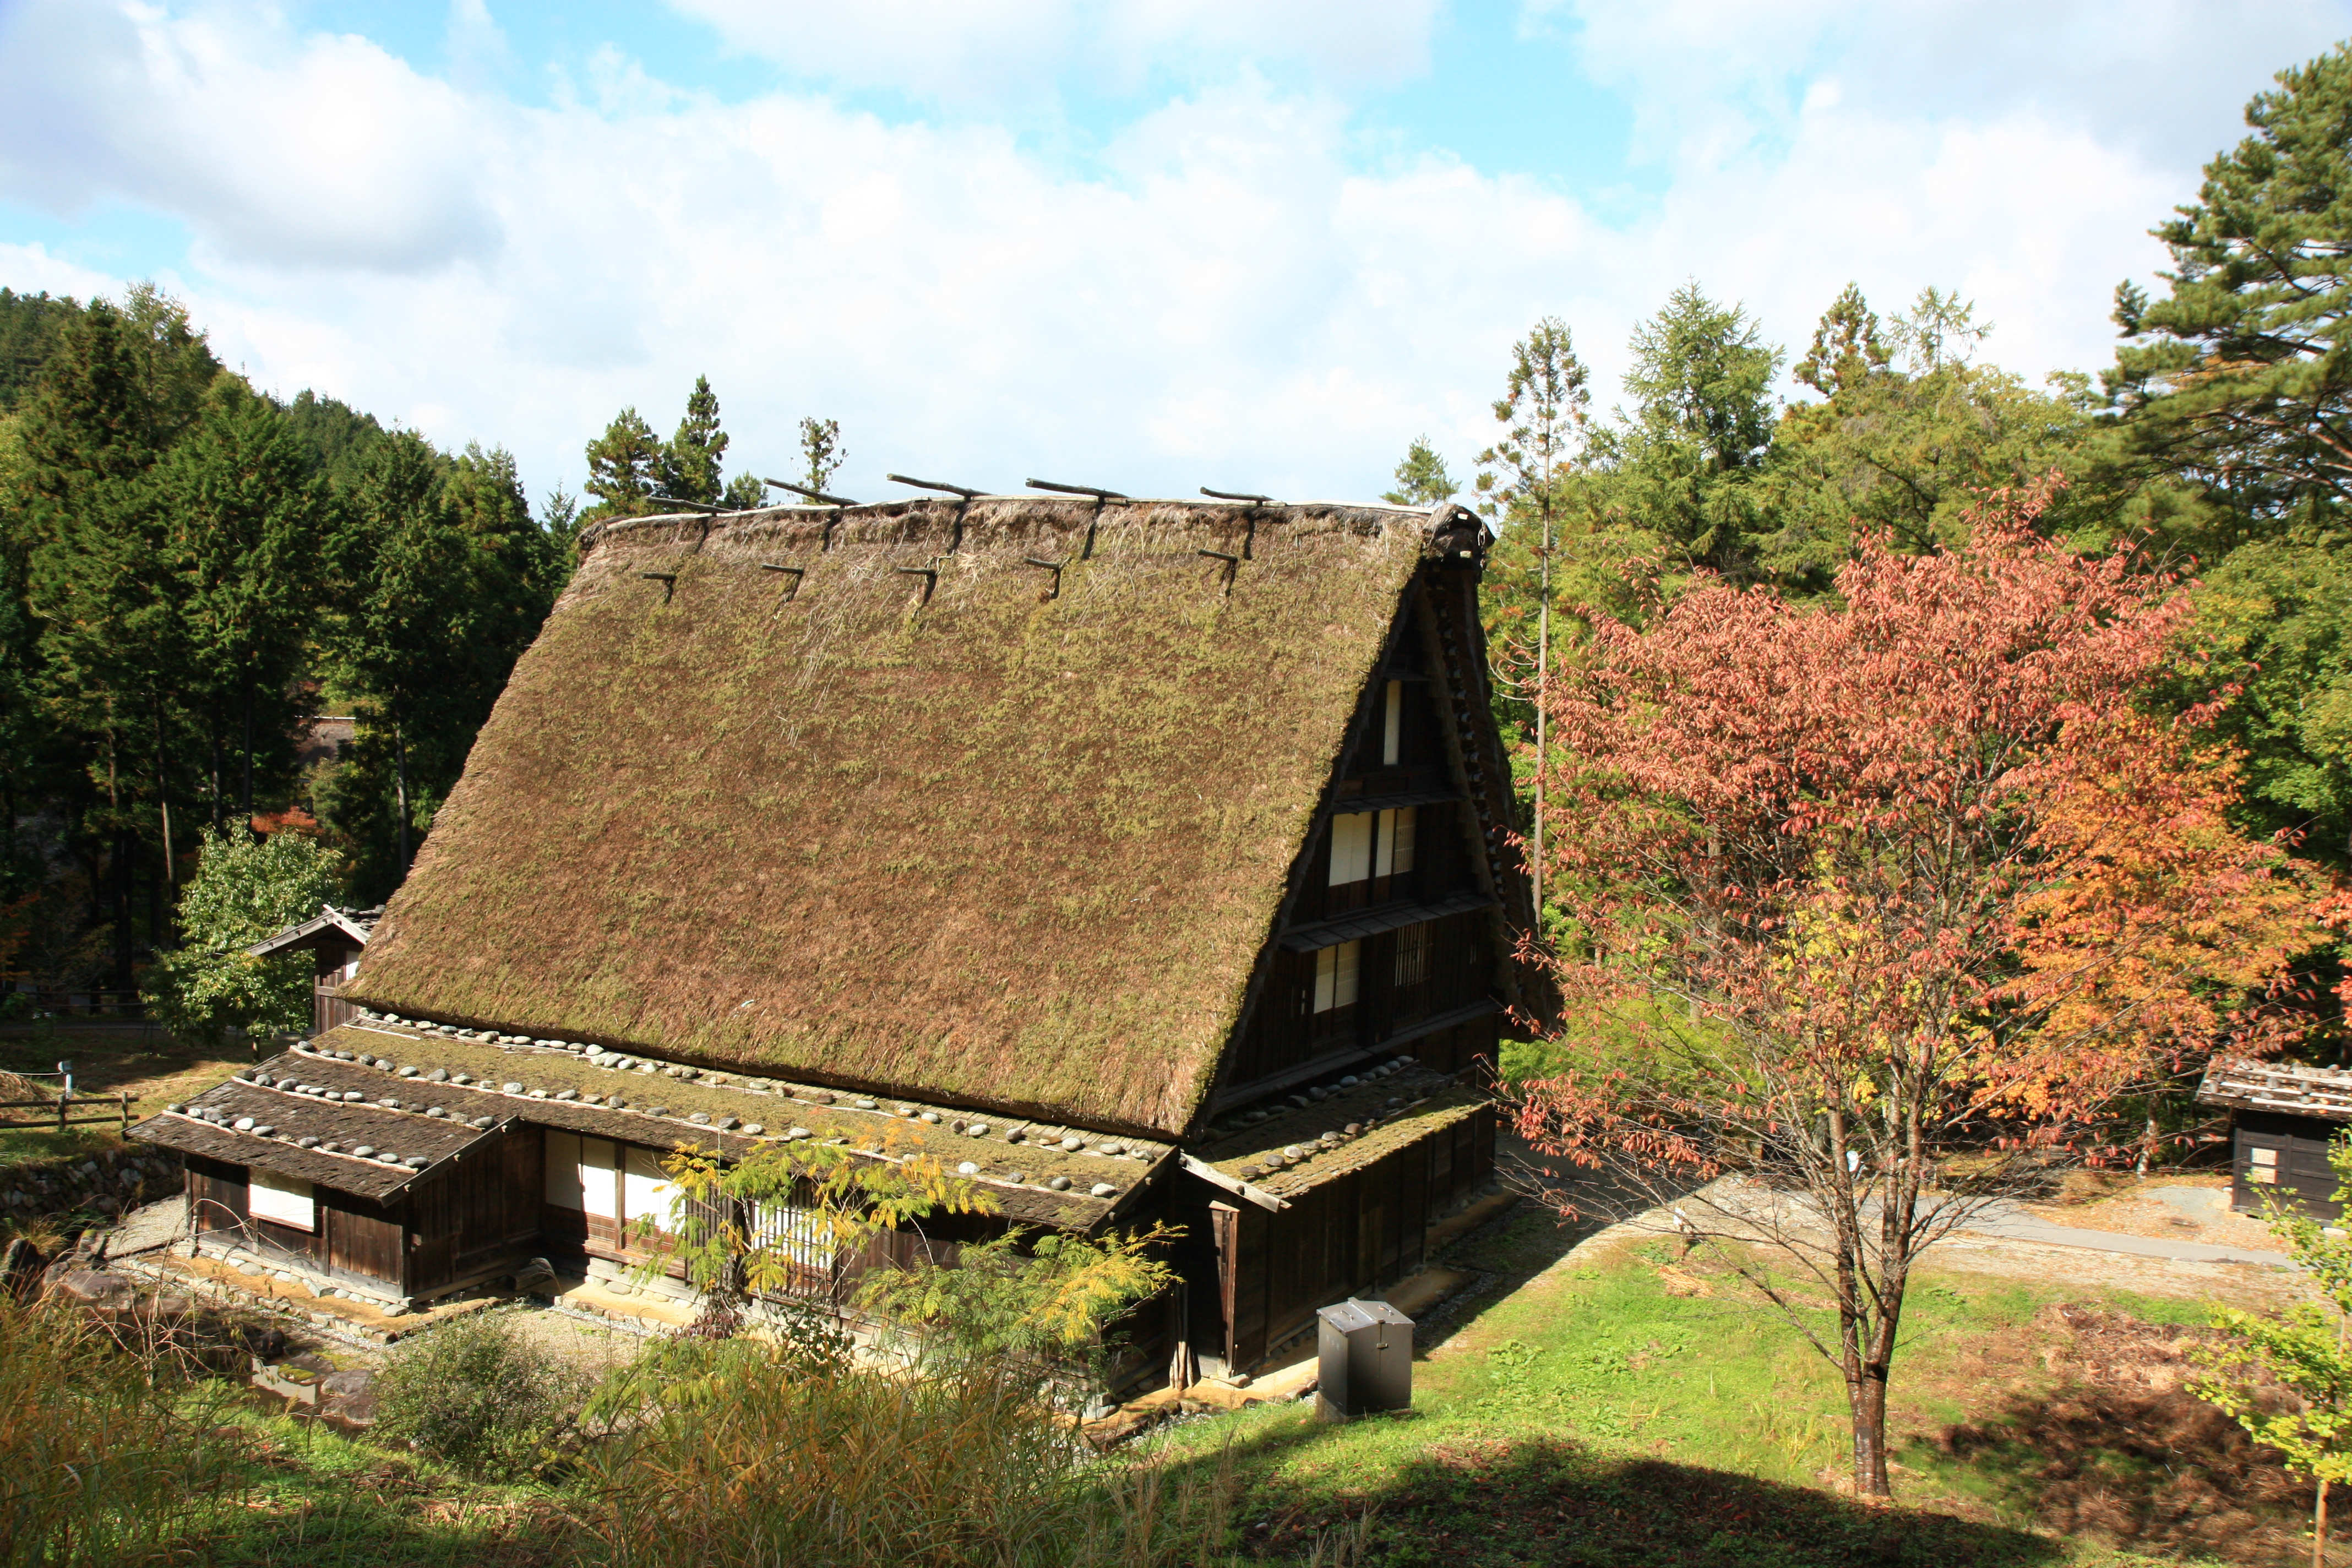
[119,1091,130,1134]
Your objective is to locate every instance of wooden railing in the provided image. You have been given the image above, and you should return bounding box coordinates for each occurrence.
[0,1092,135,1134]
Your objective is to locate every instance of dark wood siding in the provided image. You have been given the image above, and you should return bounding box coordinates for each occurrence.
[184,1152,410,1291]
[402,1130,546,1294]
[184,1153,248,1237]
[2233,1109,2345,1219]
[1223,925,1499,1096]
[1197,1102,1496,1373]
[318,1187,405,1286]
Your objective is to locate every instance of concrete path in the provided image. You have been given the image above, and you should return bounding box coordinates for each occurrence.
[1952,1201,2294,1268]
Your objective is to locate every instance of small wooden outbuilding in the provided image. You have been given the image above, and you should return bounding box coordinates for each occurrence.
[2195,1057,2352,1218]
[244,905,380,1036]
[140,492,1538,1370]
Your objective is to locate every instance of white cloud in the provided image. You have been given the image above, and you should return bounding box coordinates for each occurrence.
[663,0,1441,102]
[0,2,498,273]
[0,0,2334,510]
[1553,0,2352,169]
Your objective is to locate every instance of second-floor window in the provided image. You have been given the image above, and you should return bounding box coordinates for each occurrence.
[1314,940,1361,1012]
[1329,807,1417,889]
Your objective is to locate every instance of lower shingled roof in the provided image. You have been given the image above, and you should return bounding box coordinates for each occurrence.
[2196,1056,2352,1123]
[1189,1058,1488,1199]
[134,1063,508,1201]
[279,1020,1169,1229]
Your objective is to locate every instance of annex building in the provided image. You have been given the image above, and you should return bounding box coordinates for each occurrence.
[135,491,1537,1382]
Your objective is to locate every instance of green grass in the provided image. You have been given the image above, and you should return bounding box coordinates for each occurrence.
[0,1124,117,1168]
[1157,1211,2304,1566]
[156,1401,575,1567]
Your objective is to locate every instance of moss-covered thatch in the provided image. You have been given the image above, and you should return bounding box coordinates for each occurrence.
[351,497,1434,1136]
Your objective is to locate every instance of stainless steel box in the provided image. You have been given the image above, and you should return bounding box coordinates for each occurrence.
[1315,1298,1413,1420]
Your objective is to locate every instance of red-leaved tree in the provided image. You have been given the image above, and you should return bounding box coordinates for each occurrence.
[1513,480,2333,1498]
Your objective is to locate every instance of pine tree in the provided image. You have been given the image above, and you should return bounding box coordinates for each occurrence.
[1586,285,1783,579]
[151,389,328,825]
[1793,283,1890,396]
[661,375,728,505]
[325,435,560,896]
[2106,42,2352,527]
[582,407,661,522]
[1383,437,1457,505]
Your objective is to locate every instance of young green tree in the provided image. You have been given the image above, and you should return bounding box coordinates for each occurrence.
[582,407,661,522]
[660,375,728,505]
[1584,284,1782,580]
[797,416,844,496]
[1474,317,1589,917]
[142,824,332,1045]
[2193,1134,2352,1568]
[657,1136,993,1319]
[1382,435,1457,504]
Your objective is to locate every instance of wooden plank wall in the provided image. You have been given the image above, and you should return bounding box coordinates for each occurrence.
[184,1152,409,1292]
[405,1130,547,1294]
[1207,1103,1495,1372]
[184,1153,247,1235]
[2233,1109,2344,1219]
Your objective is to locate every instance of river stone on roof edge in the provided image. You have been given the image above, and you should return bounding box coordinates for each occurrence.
[348,497,1434,1137]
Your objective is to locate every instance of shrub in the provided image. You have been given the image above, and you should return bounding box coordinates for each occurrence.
[372,1309,590,1480]
[580,1334,1233,1568]
[0,1294,244,1567]
[142,825,333,1046]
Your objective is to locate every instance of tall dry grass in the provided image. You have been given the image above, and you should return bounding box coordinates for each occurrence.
[579,1335,1236,1568]
[0,1294,246,1567]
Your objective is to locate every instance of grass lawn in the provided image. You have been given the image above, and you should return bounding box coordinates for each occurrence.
[0,1021,247,1169]
[151,1400,579,1567]
[1160,1207,2312,1567]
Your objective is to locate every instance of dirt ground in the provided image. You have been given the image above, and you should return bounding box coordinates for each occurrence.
[1896,1300,2325,1565]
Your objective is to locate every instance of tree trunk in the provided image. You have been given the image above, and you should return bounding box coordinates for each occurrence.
[1845,1361,1893,1496]
[2317,1475,2329,1568]
[394,721,411,876]
[1532,497,1550,916]
[241,673,253,819]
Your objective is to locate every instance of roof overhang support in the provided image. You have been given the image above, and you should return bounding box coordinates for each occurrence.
[1179,1151,1289,1212]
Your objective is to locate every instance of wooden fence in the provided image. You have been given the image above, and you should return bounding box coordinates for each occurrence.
[0,1093,136,1134]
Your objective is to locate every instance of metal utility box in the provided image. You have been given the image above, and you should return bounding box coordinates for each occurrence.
[1315,1298,1413,1421]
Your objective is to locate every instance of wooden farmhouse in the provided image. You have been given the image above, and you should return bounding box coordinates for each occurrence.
[135,493,1537,1382]
[2196,1057,2352,1218]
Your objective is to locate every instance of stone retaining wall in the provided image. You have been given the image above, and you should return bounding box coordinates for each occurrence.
[0,1144,183,1225]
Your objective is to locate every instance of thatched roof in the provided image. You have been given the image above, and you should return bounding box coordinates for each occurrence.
[349,497,1447,1137]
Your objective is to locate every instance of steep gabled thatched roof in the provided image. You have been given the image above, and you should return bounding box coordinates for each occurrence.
[350,496,1442,1136]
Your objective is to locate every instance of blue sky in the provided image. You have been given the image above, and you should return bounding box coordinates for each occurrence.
[2,1,2348,507]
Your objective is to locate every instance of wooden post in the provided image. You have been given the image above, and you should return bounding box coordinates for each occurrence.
[56,1093,67,1133]
[119,1091,130,1134]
